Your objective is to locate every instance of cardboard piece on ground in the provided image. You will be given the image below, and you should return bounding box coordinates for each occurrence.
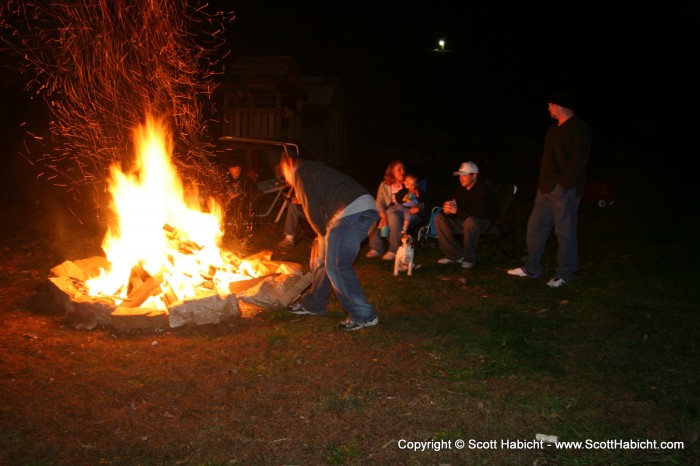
[228,273,280,294]
[278,271,313,307]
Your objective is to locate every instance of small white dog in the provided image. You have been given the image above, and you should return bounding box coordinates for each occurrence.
[394,232,415,276]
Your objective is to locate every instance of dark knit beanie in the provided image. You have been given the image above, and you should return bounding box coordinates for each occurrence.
[547,89,575,109]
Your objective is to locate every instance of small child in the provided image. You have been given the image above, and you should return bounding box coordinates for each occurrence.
[395,174,423,233]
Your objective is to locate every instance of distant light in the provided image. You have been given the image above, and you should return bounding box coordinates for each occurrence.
[438,39,445,52]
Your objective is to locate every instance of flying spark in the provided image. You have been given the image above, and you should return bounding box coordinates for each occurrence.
[1,0,235,219]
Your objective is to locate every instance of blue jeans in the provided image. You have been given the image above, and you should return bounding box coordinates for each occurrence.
[523,185,581,281]
[368,204,424,253]
[300,210,379,323]
[283,203,303,236]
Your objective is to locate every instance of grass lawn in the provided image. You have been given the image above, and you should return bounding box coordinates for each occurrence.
[0,171,697,465]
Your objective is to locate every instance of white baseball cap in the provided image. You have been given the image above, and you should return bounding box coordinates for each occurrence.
[453,161,479,175]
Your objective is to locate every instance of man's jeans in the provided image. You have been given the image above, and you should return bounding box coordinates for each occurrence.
[283,203,303,237]
[435,213,492,263]
[300,210,379,323]
[523,185,581,281]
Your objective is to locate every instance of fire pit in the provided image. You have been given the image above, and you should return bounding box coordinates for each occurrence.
[48,251,311,331]
[47,116,311,331]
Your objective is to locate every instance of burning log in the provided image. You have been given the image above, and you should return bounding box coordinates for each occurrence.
[120,269,165,308]
[50,257,111,282]
[127,262,151,295]
[163,224,202,254]
[162,284,180,307]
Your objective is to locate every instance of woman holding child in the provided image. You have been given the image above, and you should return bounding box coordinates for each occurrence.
[366,160,426,260]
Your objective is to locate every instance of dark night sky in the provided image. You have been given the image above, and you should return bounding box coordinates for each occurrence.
[1,1,698,182]
[221,1,699,163]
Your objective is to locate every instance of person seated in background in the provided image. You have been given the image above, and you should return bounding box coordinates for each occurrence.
[366,160,426,261]
[394,174,424,233]
[435,161,493,269]
[277,194,304,249]
[224,157,259,242]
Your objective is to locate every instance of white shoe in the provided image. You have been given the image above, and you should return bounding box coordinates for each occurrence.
[382,251,396,260]
[366,249,381,258]
[338,317,379,331]
[277,236,294,249]
[461,261,474,269]
[437,257,462,265]
[546,277,567,288]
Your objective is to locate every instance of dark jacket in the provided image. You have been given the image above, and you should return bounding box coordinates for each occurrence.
[449,179,492,221]
[227,174,258,200]
[539,115,592,196]
[288,160,372,236]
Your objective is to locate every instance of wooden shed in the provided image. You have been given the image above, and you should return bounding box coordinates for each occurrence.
[219,55,305,142]
[300,75,346,165]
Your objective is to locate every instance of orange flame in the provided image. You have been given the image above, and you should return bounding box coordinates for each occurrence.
[86,115,255,309]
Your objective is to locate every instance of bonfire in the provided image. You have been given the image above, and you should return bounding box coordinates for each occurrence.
[48,116,311,331]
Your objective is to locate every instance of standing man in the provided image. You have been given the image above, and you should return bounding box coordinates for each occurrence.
[508,89,592,287]
[435,161,493,269]
[280,152,380,331]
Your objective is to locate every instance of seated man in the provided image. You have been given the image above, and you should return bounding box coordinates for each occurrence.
[224,157,259,245]
[435,161,493,269]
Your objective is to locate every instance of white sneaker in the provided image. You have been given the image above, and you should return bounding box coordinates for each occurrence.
[287,301,320,315]
[546,277,567,288]
[338,317,379,331]
[382,251,396,260]
[461,261,474,269]
[437,257,462,265]
[366,249,381,258]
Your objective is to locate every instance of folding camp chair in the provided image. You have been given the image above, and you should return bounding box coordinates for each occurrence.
[416,205,440,248]
[217,136,299,224]
[479,181,518,261]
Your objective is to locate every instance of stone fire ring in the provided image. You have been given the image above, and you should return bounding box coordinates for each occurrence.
[48,253,311,331]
